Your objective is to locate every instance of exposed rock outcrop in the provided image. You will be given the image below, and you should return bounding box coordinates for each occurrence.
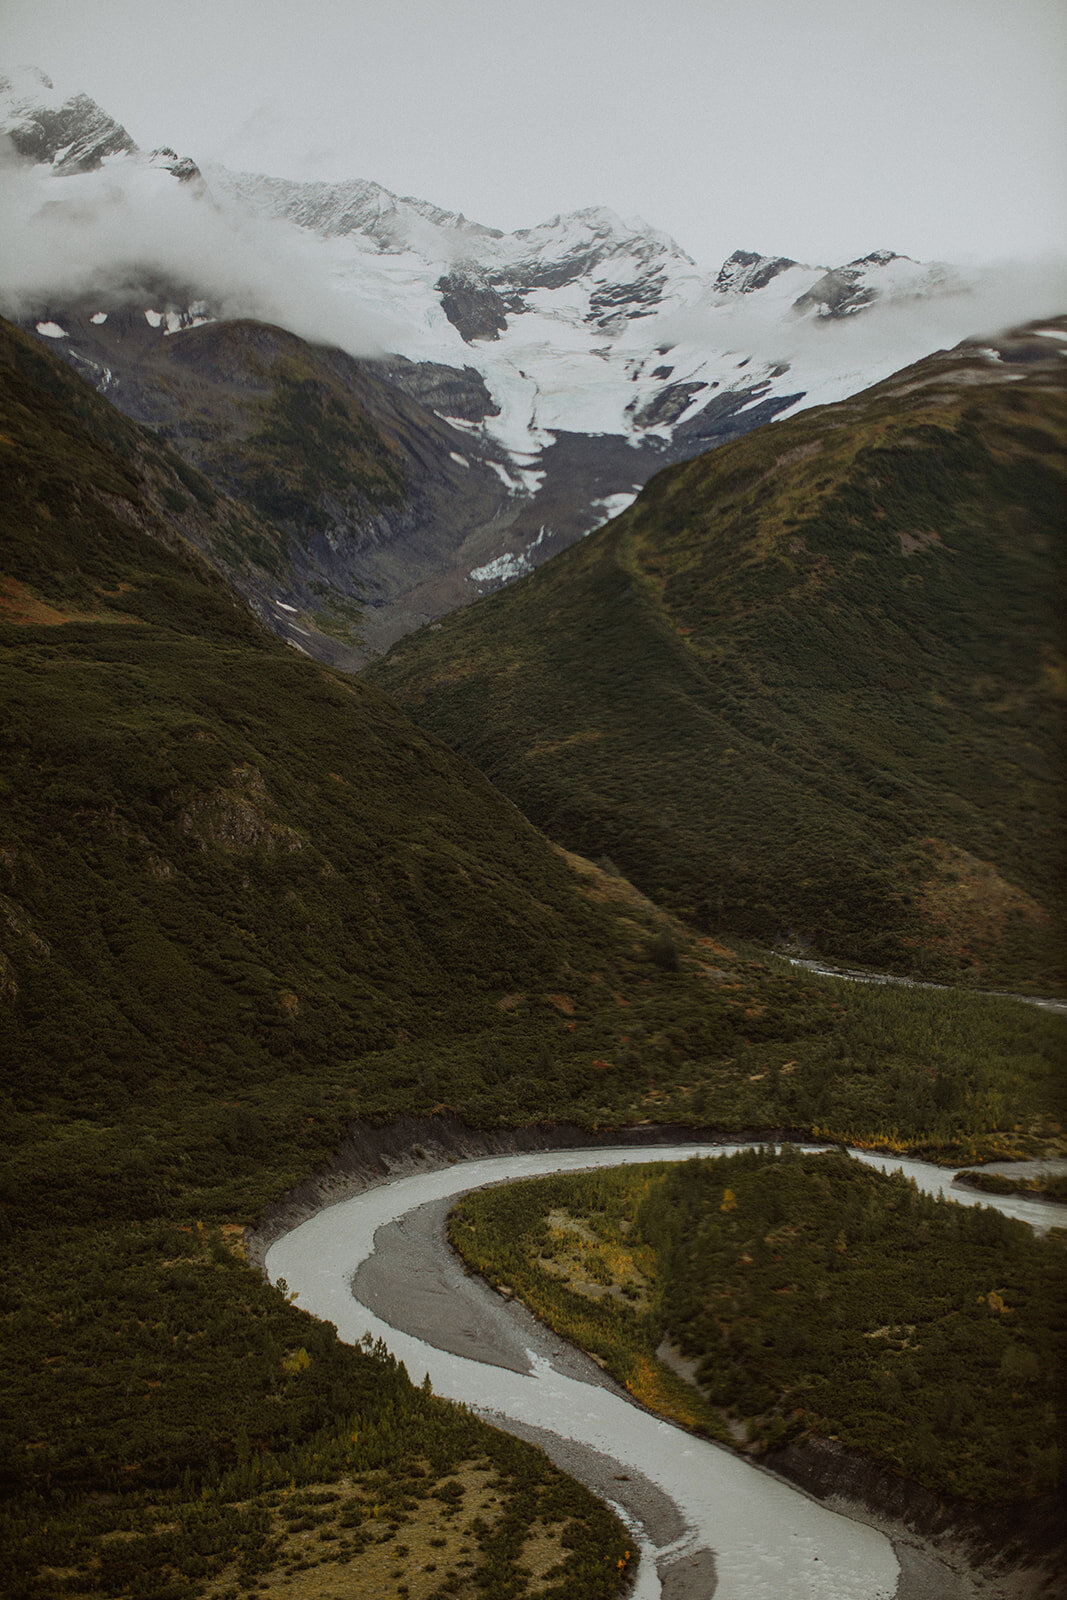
[436,271,509,342]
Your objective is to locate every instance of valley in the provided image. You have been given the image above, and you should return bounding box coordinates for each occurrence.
[267,1137,1066,1600]
[0,54,1065,1600]
[2,304,1063,1596]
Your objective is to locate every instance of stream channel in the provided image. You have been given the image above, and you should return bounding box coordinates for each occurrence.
[265,1143,1064,1600]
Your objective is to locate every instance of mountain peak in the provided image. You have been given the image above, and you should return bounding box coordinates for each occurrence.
[148,146,202,184]
[792,250,935,318]
[0,64,57,103]
[715,249,803,294]
[0,66,137,172]
[853,248,906,267]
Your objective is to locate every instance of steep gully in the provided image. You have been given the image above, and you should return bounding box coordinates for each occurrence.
[256,1126,1064,1600]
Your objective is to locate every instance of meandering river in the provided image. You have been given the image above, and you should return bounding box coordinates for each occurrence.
[265,1145,1063,1599]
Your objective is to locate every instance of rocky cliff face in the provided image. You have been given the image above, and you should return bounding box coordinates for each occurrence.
[792,249,955,318]
[0,67,137,171]
[714,248,800,293]
[435,270,510,342]
[0,66,204,183]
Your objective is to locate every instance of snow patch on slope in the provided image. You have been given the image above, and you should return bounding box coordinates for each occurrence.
[470,550,534,585]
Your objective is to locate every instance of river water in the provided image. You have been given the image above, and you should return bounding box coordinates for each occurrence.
[265,1144,1062,1600]
[783,957,1067,1015]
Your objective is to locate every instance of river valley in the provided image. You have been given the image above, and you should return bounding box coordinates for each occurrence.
[263,1141,1064,1600]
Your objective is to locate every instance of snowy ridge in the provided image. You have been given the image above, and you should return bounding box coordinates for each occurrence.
[3,66,998,613]
[205,167,504,255]
[1,65,967,478]
[202,164,964,471]
[713,249,802,294]
[0,67,137,173]
[0,69,202,185]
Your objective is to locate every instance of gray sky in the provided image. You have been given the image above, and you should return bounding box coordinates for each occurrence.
[1,0,1064,269]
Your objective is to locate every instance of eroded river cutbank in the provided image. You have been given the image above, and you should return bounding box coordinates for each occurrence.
[252,1119,1065,1600]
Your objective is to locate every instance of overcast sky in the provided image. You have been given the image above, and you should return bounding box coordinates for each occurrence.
[1,0,1064,270]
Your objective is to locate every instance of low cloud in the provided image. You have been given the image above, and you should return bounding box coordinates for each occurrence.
[654,256,1067,381]
[0,143,404,353]
[1,141,1064,387]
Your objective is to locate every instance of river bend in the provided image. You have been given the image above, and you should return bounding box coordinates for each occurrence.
[265,1144,1062,1600]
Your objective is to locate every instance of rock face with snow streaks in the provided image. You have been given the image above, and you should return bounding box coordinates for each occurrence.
[793,249,952,318]
[714,248,800,293]
[0,67,137,172]
[435,270,510,342]
[198,166,961,483]
[0,67,205,182]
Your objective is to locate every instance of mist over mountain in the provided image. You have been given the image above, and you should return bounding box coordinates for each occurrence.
[4,67,1065,659]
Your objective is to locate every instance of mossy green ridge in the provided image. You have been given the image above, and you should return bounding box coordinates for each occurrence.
[369,326,1067,987]
[229,352,404,524]
[0,311,680,1218]
[2,313,1064,1594]
[0,314,645,1597]
[450,1150,1065,1505]
[0,310,303,627]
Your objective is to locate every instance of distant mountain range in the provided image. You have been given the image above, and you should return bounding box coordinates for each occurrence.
[2,65,987,657]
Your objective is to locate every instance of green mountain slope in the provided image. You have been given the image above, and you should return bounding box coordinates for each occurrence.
[0,312,666,1596]
[31,308,522,662]
[0,310,715,1219]
[368,324,1067,987]
[2,313,1064,1597]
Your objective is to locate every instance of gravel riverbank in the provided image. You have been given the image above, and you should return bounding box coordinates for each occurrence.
[249,1115,1063,1599]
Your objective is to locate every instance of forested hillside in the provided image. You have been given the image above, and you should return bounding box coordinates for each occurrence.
[29,308,522,663]
[2,312,1064,1596]
[370,324,1067,988]
[450,1149,1065,1504]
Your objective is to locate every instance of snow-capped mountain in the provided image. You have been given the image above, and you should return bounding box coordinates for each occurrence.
[0,65,200,180]
[1,71,960,466]
[202,164,957,481]
[1,69,1010,657]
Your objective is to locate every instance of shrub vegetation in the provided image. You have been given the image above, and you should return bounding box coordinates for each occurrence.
[1,317,1063,1593]
[450,1150,1065,1504]
[369,341,1067,988]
